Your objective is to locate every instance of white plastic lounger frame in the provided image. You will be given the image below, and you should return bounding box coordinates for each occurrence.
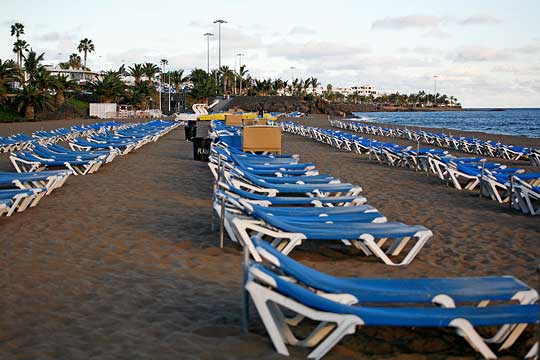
[511,178,540,215]
[10,154,101,175]
[246,266,515,360]
[228,212,432,266]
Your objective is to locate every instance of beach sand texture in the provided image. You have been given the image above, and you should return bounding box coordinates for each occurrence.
[1,117,538,359]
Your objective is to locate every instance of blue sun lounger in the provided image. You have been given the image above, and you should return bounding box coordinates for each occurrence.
[0,170,72,194]
[224,167,362,197]
[10,150,102,175]
[246,263,539,359]
[255,239,538,307]
[226,197,432,265]
[0,188,46,216]
[218,182,367,207]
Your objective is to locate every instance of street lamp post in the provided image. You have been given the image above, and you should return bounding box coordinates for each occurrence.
[433,75,438,107]
[237,53,244,96]
[160,59,168,114]
[203,32,214,74]
[213,19,227,70]
[290,66,295,94]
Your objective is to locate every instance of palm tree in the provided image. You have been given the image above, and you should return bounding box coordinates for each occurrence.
[219,65,234,95]
[238,64,249,95]
[0,59,18,103]
[128,63,145,83]
[77,38,95,69]
[68,53,82,69]
[22,50,45,84]
[143,63,159,85]
[12,39,29,68]
[188,68,217,102]
[128,81,154,109]
[272,78,285,95]
[309,77,320,96]
[10,23,25,66]
[51,75,78,106]
[32,67,53,91]
[15,83,53,119]
[170,70,189,91]
[10,23,25,40]
[88,72,125,103]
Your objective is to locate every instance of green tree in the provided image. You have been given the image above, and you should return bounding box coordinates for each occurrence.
[10,22,25,67]
[77,38,95,69]
[237,64,249,95]
[170,69,189,91]
[12,39,29,68]
[0,59,18,103]
[51,74,78,106]
[88,72,125,103]
[22,50,45,85]
[143,63,159,85]
[15,83,53,119]
[128,81,154,109]
[219,65,234,95]
[128,63,145,83]
[68,53,82,69]
[188,68,217,102]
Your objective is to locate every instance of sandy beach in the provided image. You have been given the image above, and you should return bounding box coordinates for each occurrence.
[1,116,538,359]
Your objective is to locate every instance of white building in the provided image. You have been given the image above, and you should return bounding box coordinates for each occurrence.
[45,65,101,84]
[332,84,378,97]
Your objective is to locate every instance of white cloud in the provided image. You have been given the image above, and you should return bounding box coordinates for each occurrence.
[513,44,540,54]
[452,46,509,62]
[267,40,368,60]
[371,15,443,30]
[460,15,501,26]
[288,26,316,36]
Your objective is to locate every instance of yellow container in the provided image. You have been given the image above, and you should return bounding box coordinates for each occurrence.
[242,125,282,154]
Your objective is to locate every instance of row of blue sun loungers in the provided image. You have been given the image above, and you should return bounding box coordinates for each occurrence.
[205,128,538,359]
[9,120,177,174]
[279,121,540,216]
[0,121,126,153]
[208,137,433,266]
[331,118,540,166]
[1,120,179,218]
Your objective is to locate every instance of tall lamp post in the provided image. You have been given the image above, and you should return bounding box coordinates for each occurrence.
[433,75,438,107]
[237,53,244,96]
[203,32,214,74]
[213,19,227,70]
[160,59,168,114]
[290,66,295,94]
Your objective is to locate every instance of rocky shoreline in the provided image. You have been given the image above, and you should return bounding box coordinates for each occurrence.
[221,96,463,115]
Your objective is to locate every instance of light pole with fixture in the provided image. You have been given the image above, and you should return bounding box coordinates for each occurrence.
[290,67,296,94]
[203,32,214,74]
[160,59,168,114]
[433,75,438,107]
[237,53,244,96]
[213,19,227,70]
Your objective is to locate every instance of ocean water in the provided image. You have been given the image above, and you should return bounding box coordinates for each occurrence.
[351,109,540,138]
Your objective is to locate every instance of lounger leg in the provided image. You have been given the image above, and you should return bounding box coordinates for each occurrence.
[6,196,25,216]
[307,320,358,360]
[525,342,538,359]
[450,318,496,359]
[246,282,290,356]
[498,323,528,351]
[387,236,411,256]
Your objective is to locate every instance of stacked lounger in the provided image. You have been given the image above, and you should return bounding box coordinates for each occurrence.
[205,123,538,359]
[208,131,433,266]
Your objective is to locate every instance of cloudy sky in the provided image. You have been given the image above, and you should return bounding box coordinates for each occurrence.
[1,0,539,107]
